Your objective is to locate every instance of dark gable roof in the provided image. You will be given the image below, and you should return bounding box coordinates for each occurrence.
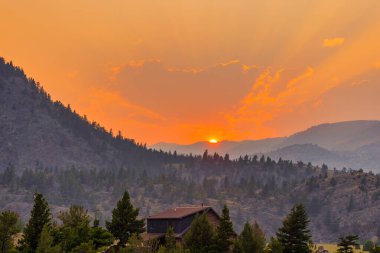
[147,206,219,220]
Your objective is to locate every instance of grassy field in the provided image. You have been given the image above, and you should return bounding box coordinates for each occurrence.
[315,243,369,253]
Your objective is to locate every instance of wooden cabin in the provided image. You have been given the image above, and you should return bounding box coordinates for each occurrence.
[142,205,220,243]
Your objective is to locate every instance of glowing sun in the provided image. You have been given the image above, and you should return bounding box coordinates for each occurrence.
[209,139,218,144]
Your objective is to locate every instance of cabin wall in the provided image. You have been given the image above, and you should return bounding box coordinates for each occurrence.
[147,219,181,233]
[146,209,221,235]
[178,214,196,232]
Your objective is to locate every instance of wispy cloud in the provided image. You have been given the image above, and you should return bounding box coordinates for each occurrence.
[323,37,345,47]
[224,67,315,138]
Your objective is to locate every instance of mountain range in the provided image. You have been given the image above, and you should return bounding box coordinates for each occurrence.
[152,120,380,173]
[2,56,379,173]
[1,57,380,242]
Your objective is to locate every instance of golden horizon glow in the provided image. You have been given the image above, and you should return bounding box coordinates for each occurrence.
[1,1,380,144]
[208,139,219,144]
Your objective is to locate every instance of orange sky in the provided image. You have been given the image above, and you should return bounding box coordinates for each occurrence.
[1,1,380,144]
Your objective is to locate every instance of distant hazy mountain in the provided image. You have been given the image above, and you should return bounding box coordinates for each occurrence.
[279,120,380,151]
[269,121,380,172]
[267,144,349,169]
[152,138,285,158]
[152,120,380,172]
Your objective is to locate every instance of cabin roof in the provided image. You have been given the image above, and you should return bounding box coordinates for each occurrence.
[147,206,214,219]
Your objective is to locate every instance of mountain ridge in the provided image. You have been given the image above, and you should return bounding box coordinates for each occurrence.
[0,57,173,172]
[152,120,380,172]
[280,120,380,151]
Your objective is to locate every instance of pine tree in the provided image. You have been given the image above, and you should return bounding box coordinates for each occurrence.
[233,239,244,253]
[164,226,176,252]
[0,210,20,253]
[321,164,328,177]
[238,222,255,253]
[266,237,284,253]
[215,204,235,253]
[20,193,52,253]
[36,225,61,253]
[184,214,215,253]
[234,221,265,253]
[276,204,312,253]
[252,221,266,253]
[106,190,145,245]
[336,235,359,253]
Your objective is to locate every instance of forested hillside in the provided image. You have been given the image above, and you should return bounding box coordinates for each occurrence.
[1,58,380,242]
[0,58,177,172]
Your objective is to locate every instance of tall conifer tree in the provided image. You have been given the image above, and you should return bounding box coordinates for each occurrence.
[336,235,359,253]
[276,204,311,253]
[106,190,144,245]
[215,204,235,253]
[234,221,265,253]
[239,222,255,253]
[184,214,216,253]
[164,226,176,252]
[21,193,52,253]
[252,221,266,253]
[266,237,284,253]
[36,225,61,253]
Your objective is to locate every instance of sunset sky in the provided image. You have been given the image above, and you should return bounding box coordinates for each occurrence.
[1,1,380,144]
